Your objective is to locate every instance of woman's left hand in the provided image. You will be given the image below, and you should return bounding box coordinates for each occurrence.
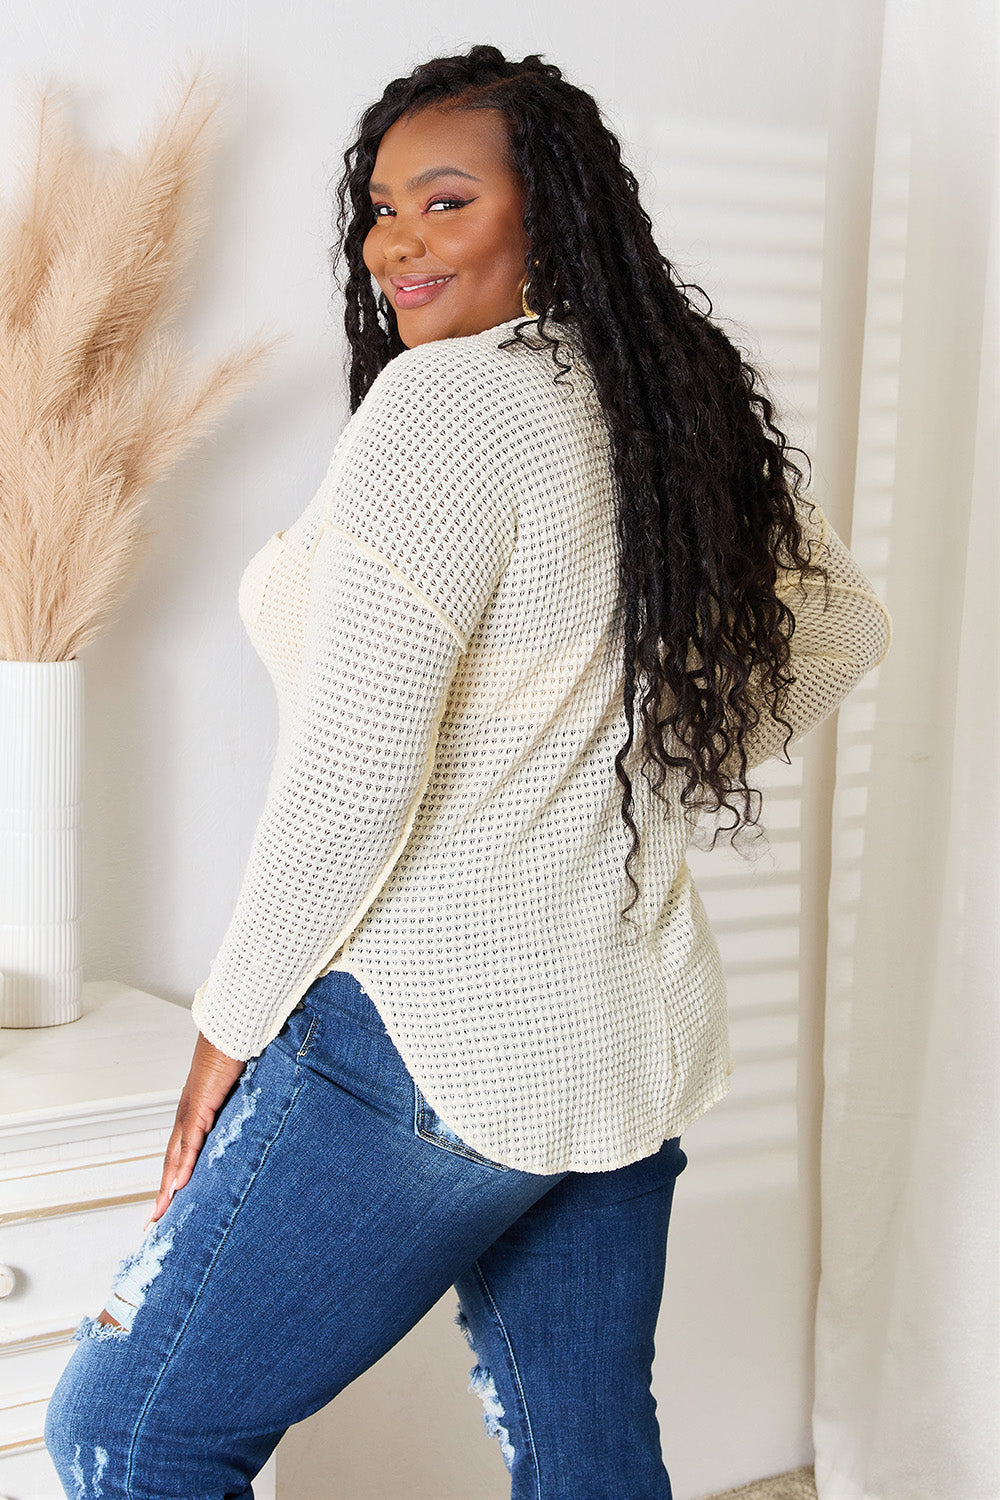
[147,1033,248,1225]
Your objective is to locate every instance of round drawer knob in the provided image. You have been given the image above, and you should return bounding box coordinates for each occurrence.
[0,1264,14,1297]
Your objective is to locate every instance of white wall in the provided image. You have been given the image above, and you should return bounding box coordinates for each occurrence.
[1,3,863,1495]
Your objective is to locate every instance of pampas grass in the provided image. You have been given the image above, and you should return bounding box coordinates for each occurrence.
[0,67,280,661]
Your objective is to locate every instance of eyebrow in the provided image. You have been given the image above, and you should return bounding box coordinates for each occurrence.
[368,166,483,196]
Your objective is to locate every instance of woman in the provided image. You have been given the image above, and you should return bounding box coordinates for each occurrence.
[45,45,890,1500]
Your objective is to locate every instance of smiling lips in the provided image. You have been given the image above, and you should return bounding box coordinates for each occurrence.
[390,273,455,308]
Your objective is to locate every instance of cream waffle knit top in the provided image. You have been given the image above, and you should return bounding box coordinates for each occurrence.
[192,313,892,1174]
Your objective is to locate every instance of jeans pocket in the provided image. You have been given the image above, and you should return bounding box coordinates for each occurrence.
[295,1002,322,1059]
[273,1000,322,1061]
[412,1082,511,1172]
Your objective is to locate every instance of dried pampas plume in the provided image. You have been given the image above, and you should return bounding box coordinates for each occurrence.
[0,67,281,661]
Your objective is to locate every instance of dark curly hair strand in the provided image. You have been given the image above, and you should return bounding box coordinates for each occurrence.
[331,44,830,914]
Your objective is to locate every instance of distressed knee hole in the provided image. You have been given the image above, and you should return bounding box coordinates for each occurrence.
[74,1202,195,1339]
[72,1314,128,1343]
[69,1441,109,1497]
[455,1304,516,1472]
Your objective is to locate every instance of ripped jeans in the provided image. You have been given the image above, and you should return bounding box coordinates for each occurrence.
[44,969,688,1499]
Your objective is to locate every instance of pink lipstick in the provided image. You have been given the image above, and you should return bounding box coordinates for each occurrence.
[390,274,455,309]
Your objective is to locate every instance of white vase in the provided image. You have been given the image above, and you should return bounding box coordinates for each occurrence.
[0,659,83,1026]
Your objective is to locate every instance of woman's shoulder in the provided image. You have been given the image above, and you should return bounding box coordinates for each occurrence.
[326,323,546,496]
[323,315,601,543]
[361,314,588,419]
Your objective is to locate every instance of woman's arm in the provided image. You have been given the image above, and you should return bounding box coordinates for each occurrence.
[729,503,891,775]
[191,524,468,1062]
[192,339,519,1063]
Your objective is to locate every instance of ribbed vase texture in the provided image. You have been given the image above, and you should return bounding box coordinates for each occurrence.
[0,660,83,1026]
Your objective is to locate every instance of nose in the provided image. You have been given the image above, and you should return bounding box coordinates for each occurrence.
[383,211,425,263]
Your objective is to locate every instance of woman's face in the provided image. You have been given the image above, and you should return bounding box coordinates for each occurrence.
[362,104,532,348]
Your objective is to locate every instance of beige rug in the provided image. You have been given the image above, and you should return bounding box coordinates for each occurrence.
[700,1467,817,1500]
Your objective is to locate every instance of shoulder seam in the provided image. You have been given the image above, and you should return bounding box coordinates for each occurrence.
[320,520,469,649]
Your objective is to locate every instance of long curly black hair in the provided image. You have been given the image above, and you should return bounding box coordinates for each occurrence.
[331,44,829,909]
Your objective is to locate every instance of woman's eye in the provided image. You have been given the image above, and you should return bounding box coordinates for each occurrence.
[370,198,469,220]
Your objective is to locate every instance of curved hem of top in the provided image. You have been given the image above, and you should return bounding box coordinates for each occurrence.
[322,955,735,1176]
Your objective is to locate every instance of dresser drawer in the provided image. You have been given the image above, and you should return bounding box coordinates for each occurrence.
[1,1125,167,1346]
[0,1198,152,1383]
[0,985,278,1498]
[0,1425,65,1500]
[0,1115,169,1489]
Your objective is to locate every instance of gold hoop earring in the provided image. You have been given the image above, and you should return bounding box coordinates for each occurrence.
[521,279,537,318]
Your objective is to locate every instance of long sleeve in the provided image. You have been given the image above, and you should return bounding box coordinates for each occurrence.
[192,343,518,1061]
[732,501,892,775]
[192,533,462,1059]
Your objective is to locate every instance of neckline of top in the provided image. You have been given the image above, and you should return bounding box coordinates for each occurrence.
[479,311,581,342]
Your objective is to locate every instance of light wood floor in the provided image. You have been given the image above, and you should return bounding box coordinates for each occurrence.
[701,1467,817,1500]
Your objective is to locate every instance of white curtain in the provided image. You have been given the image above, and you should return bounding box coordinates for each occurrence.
[813,1,999,1497]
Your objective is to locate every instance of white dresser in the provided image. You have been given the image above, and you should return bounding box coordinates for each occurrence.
[0,981,277,1500]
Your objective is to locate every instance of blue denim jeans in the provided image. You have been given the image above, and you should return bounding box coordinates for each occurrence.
[44,969,688,1499]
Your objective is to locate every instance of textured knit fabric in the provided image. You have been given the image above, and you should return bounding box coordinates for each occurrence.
[192,313,892,1174]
